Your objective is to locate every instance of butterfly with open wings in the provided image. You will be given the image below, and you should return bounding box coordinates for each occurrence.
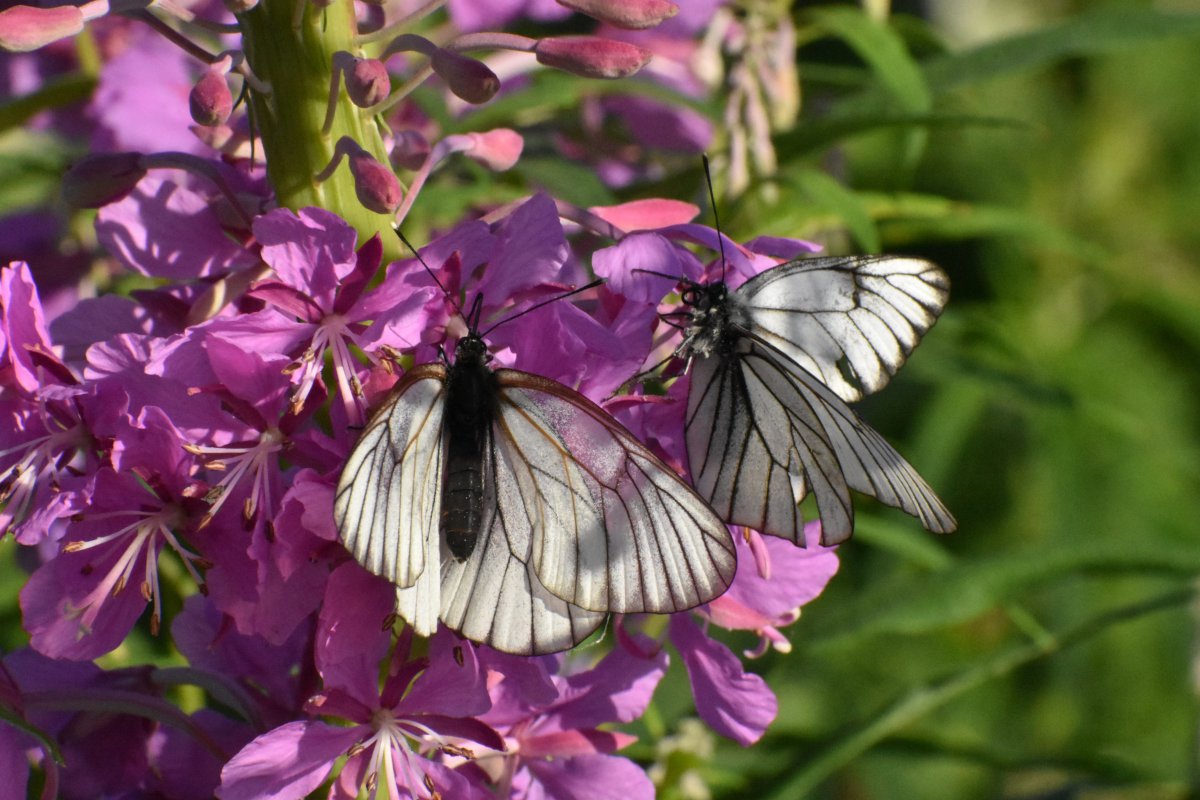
[334,247,737,656]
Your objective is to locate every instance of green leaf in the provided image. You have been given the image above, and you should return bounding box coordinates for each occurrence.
[775,112,1026,161]
[805,541,1200,645]
[767,589,1191,798]
[803,7,931,114]
[862,191,1108,261]
[516,156,615,207]
[790,167,880,252]
[0,73,96,134]
[922,8,1200,91]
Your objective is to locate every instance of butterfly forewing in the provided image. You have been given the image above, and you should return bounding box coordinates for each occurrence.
[334,366,446,588]
[495,371,738,614]
[737,256,949,403]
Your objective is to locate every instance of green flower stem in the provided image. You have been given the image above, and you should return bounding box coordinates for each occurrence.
[239,0,401,258]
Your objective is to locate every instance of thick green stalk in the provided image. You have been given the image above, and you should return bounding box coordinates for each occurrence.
[238,0,401,258]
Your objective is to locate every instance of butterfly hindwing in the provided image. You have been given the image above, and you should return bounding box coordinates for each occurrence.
[736,256,949,403]
[494,370,738,615]
[686,342,853,545]
[686,336,955,545]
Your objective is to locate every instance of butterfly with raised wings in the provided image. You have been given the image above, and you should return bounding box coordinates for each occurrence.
[671,252,957,547]
[334,282,737,656]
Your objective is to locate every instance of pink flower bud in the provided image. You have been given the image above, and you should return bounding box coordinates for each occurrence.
[338,139,402,215]
[464,129,523,171]
[556,0,678,29]
[61,152,146,208]
[534,36,651,79]
[0,6,83,52]
[430,49,500,105]
[345,57,390,107]
[390,130,431,171]
[189,71,234,127]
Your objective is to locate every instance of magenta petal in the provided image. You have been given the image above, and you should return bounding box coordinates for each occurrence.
[0,261,53,394]
[352,284,436,351]
[20,542,154,661]
[722,527,839,620]
[478,193,568,303]
[95,175,258,279]
[669,614,777,746]
[593,232,683,304]
[526,753,654,800]
[217,720,362,800]
[253,208,358,308]
[400,629,491,718]
[548,637,668,729]
[0,724,30,800]
[315,562,394,705]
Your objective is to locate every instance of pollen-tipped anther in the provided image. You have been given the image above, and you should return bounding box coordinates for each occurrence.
[556,0,679,29]
[534,37,652,79]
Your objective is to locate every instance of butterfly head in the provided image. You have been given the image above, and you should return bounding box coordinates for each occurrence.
[679,281,747,359]
[453,332,492,368]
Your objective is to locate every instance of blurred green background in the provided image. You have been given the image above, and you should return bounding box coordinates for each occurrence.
[683,2,1200,798]
[3,0,1200,798]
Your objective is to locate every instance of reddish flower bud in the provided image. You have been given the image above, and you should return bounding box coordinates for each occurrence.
[534,37,651,79]
[61,152,146,208]
[329,138,402,215]
[189,71,234,127]
[390,130,431,171]
[345,57,390,107]
[464,129,523,172]
[556,0,678,29]
[0,5,83,52]
[430,49,500,105]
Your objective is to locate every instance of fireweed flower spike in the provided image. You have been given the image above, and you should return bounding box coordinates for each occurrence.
[2,0,850,796]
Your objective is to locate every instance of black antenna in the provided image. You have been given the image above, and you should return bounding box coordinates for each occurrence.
[394,227,467,321]
[480,279,604,338]
[701,154,727,283]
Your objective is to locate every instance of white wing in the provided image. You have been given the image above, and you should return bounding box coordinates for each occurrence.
[687,339,956,546]
[736,256,949,402]
[438,471,607,655]
[334,366,446,595]
[492,371,737,616]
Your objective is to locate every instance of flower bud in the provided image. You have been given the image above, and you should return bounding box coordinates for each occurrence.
[464,129,523,172]
[390,130,430,171]
[327,138,403,215]
[345,57,390,107]
[0,5,83,52]
[556,0,678,29]
[430,49,500,104]
[189,71,234,127]
[61,152,146,208]
[534,37,651,79]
